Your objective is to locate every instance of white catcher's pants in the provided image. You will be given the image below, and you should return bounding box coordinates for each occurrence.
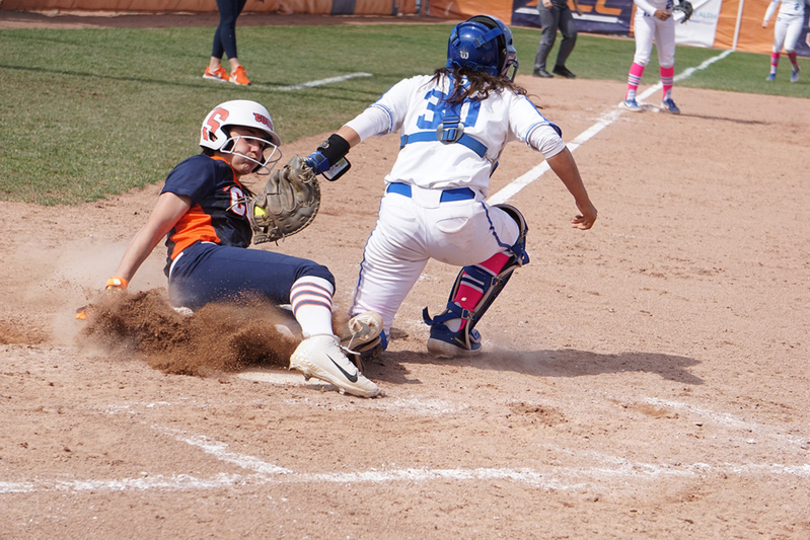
[351,185,520,334]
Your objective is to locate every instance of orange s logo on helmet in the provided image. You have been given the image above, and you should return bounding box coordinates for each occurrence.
[202,107,230,142]
[253,113,274,131]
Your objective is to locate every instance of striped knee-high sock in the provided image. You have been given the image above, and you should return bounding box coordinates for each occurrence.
[290,276,334,338]
[661,66,675,100]
[770,52,780,74]
[787,51,799,71]
[626,62,645,100]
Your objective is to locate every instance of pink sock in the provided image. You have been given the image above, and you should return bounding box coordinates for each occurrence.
[787,51,798,69]
[660,66,674,100]
[771,52,780,73]
[450,252,511,331]
[626,62,645,100]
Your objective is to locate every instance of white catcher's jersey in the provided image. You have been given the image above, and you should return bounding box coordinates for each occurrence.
[345,74,565,198]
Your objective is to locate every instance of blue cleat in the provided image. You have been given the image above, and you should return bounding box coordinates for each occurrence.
[426,322,482,358]
[791,66,800,83]
[766,72,776,81]
[619,98,643,112]
[661,98,681,114]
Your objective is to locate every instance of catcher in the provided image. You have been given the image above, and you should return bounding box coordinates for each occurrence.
[97,99,380,398]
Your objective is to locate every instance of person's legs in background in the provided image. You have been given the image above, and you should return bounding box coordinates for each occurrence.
[533,4,560,77]
[204,0,251,85]
[552,7,578,78]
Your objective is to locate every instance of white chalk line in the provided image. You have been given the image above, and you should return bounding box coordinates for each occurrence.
[194,72,373,91]
[259,72,373,91]
[3,457,808,495]
[488,49,734,206]
[3,392,809,495]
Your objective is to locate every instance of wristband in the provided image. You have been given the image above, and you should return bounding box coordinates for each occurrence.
[106,276,129,290]
[306,134,351,175]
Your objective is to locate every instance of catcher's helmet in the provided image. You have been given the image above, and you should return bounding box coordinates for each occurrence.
[200,100,282,174]
[446,15,519,81]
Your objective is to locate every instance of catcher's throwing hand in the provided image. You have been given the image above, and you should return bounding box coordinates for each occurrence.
[571,200,598,230]
[248,154,321,244]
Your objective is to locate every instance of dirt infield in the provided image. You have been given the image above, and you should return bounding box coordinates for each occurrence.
[2,13,810,539]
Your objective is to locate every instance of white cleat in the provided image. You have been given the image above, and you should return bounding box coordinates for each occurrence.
[343,311,383,349]
[290,334,380,398]
[341,311,385,370]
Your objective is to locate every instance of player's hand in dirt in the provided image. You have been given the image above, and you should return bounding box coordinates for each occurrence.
[75,277,129,319]
[105,276,128,293]
[572,200,597,230]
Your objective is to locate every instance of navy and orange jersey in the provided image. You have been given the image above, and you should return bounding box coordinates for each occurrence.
[161,154,252,276]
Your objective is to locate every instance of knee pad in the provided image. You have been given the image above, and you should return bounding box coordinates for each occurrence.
[423,204,529,344]
[493,203,529,266]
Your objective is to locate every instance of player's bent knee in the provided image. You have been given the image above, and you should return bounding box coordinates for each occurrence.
[492,203,529,266]
[298,263,335,288]
[423,204,530,346]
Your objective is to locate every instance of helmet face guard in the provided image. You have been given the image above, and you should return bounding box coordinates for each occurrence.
[199,100,282,175]
[446,15,519,81]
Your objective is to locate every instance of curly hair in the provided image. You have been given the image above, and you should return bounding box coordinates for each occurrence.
[430,67,527,105]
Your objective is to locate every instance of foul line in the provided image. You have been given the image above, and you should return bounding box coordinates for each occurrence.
[487,49,733,206]
[198,72,374,91]
[270,72,372,91]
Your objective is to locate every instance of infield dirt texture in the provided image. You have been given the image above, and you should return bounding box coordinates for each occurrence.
[1,11,810,540]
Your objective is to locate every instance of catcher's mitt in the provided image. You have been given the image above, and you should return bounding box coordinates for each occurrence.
[248,154,320,244]
[673,0,693,23]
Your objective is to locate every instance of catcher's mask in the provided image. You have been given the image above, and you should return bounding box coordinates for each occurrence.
[446,15,519,81]
[200,100,282,175]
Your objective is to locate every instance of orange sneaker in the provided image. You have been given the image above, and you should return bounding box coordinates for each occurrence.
[203,65,228,81]
[229,65,251,86]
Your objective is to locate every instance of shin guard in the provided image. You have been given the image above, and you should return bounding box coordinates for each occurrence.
[423,204,529,354]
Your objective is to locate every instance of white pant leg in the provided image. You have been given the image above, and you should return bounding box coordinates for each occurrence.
[425,202,518,266]
[655,16,676,68]
[633,14,656,66]
[782,15,803,53]
[351,193,519,333]
[351,194,430,333]
[773,17,789,52]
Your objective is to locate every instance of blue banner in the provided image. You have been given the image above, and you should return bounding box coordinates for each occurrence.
[511,0,634,36]
[801,12,810,58]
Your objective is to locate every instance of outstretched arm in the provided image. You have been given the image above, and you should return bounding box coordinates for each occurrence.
[110,192,191,286]
[336,125,361,148]
[546,148,598,230]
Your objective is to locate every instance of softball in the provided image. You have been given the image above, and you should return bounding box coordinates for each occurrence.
[254,206,267,217]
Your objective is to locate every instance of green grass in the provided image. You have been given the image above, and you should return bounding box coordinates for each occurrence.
[0,23,807,205]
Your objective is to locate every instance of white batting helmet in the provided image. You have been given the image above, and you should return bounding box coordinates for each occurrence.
[199,100,282,174]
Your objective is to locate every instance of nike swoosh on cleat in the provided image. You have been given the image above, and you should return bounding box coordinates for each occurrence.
[327,353,358,383]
